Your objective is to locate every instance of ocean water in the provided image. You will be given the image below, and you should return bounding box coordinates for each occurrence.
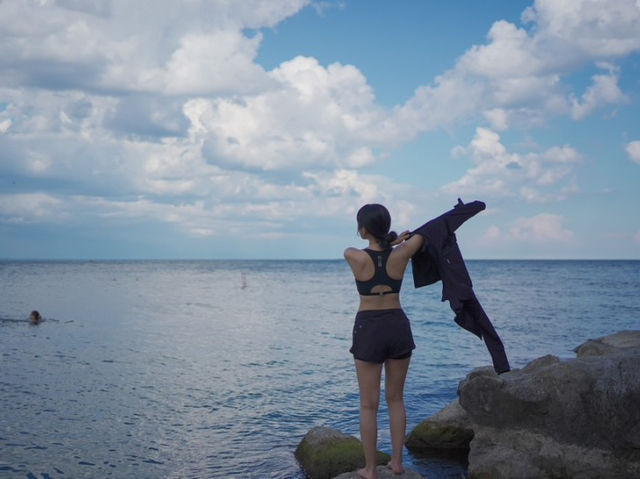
[1,260,639,479]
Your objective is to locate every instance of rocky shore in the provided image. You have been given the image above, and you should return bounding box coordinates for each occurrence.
[407,330,640,478]
[297,330,640,479]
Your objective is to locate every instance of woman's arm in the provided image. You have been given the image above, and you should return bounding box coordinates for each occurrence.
[392,233,424,260]
[390,230,411,246]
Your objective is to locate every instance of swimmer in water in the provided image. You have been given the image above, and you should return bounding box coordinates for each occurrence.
[29,310,42,325]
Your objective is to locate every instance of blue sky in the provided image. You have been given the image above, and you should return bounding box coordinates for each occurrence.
[1,0,639,259]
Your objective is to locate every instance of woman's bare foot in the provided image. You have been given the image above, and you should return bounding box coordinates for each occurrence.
[356,466,377,479]
[386,460,405,475]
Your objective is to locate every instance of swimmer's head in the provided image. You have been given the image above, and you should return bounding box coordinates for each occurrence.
[29,310,42,324]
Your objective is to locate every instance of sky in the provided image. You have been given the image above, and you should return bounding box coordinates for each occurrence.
[1,0,639,260]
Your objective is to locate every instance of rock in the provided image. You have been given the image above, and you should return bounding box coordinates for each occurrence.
[333,465,423,478]
[295,426,390,479]
[574,330,640,358]
[458,330,640,479]
[405,398,473,452]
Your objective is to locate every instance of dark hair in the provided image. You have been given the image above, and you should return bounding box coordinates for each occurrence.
[356,204,397,249]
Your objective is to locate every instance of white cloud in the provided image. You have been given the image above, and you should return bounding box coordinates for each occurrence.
[477,215,576,248]
[303,169,378,204]
[390,0,640,135]
[483,108,509,131]
[477,213,576,256]
[571,65,628,119]
[0,193,66,223]
[1,0,637,151]
[161,31,274,95]
[510,214,575,244]
[0,0,638,250]
[458,20,542,79]
[0,118,11,133]
[626,140,640,164]
[479,224,503,244]
[522,0,640,58]
[635,230,640,244]
[184,56,384,171]
[443,128,580,202]
[0,0,308,95]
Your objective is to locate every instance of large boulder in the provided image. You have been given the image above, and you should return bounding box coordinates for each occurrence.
[458,331,640,479]
[295,426,390,479]
[405,398,473,452]
[574,330,640,358]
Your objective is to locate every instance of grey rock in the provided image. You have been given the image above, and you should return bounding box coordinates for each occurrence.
[574,330,640,358]
[458,330,640,479]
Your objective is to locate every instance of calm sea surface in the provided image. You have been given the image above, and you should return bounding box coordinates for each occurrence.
[1,260,639,478]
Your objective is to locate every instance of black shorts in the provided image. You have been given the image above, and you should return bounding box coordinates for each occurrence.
[349,308,415,364]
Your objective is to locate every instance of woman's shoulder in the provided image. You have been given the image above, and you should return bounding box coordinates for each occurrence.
[343,247,365,259]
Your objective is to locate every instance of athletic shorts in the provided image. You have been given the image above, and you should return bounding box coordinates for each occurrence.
[349,308,415,364]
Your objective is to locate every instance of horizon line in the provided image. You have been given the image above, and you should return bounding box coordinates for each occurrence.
[1,257,639,262]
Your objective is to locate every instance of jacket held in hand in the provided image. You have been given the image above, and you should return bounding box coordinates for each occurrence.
[411,199,510,374]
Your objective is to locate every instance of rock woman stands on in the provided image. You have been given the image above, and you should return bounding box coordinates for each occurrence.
[343,204,424,479]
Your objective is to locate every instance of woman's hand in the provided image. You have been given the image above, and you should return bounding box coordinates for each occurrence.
[390,230,411,246]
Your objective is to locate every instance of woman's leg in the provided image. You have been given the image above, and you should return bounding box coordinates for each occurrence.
[355,359,383,479]
[384,357,411,474]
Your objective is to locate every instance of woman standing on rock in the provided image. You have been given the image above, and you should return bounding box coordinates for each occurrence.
[344,204,424,479]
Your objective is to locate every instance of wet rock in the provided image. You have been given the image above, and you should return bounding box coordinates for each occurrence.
[405,398,473,452]
[295,426,389,479]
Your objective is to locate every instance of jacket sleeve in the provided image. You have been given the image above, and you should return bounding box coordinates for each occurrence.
[410,199,485,288]
[411,199,485,239]
[446,199,486,232]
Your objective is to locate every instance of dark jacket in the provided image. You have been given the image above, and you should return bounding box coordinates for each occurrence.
[411,199,485,301]
[411,199,510,373]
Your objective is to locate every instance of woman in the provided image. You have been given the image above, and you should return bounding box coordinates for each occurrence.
[344,204,424,479]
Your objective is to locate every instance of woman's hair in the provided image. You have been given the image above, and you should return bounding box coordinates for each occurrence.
[356,203,398,249]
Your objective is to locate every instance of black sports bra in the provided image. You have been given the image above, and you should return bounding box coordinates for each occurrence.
[355,248,403,296]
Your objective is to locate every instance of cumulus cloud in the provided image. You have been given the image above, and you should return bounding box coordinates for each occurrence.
[0,0,638,246]
[390,0,640,135]
[443,128,580,202]
[478,214,575,248]
[162,31,273,95]
[522,0,640,58]
[626,140,640,164]
[0,0,307,94]
[571,64,628,119]
[185,56,385,171]
[483,108,509,131]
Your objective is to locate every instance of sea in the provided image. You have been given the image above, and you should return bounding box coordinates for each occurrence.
[1,259,639,479]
